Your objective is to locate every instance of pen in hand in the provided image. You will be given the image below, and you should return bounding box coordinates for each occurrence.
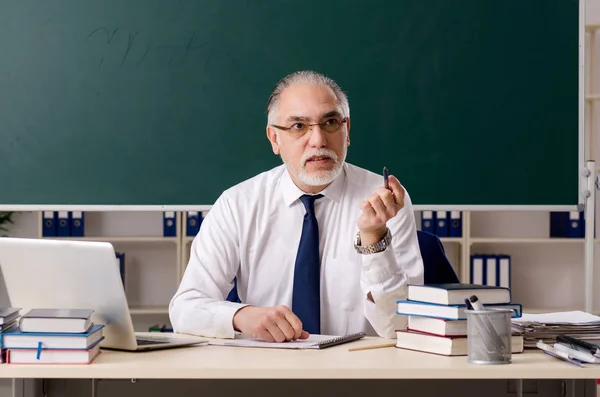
[383,166,389,190]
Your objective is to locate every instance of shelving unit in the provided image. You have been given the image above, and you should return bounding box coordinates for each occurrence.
[33,211,183,321]
[7,203,588,320]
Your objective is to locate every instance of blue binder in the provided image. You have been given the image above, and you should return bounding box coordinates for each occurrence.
[186,211,200,236]
[56,211,71,237]
[70,211,85,237]
[434,211,449,237]
[449,211,462,237]
[567,211,582,238]
[484,255,498,287]
[115,252,125,286]
[470,254,486,285]
[551,211,582,238]
[421,211,435,234]
[163,212,176,237]
[496,254,511,290]
[42,211,57,237]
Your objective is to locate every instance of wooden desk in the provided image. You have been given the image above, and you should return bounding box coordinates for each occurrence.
[1,336,599,380]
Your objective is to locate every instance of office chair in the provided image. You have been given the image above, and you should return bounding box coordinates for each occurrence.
[226,229,459,303]
[416,230,459,284]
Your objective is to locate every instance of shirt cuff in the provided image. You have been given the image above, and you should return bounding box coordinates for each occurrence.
[360,247,396,285]
[172,301,249,339]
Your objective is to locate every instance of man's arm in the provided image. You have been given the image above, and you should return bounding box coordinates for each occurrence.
[355,176,424,338]
[168,193,248,339]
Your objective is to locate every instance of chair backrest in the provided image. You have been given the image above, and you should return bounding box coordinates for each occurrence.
[226,229,460,303]
[416,230,459,284]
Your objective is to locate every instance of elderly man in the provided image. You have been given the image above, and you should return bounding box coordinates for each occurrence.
[169,70,423,342]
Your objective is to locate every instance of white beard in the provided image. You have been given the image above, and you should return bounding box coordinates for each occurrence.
[295,147,345,187]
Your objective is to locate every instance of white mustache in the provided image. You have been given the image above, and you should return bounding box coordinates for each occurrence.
[301,149,338,167]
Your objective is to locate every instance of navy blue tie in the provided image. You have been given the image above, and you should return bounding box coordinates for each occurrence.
[292,194,323,335]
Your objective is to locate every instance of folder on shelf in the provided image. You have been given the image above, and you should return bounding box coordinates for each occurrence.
[42,211,57,237]
[70,211,84,237]
[56,211,71,237]
[434,211,448,237]
[449,211,462,238]
[497,254,511,289]
[568,211,582,238]
[550,211,583,238]
[421,211,435,234]
[485,255,497,287]
[470,255,485,285]
[115,252,125,286]
[186,211,200,237]
[163,211,176,237]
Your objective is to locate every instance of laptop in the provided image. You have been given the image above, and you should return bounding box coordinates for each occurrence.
[0,237,207,351]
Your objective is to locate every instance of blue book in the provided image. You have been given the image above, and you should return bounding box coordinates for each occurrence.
[407,283,511,306]
[396,300,522,320]
[3,324,105,350]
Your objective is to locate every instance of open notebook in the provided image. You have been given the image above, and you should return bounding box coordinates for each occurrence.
[210,332,366,349]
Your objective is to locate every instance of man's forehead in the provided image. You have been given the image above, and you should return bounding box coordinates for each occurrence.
[278,83,341,116]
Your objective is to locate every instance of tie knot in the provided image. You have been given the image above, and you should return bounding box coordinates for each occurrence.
[299,194,323,215]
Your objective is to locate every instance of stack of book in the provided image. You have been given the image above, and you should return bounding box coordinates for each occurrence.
[395,283,524,356]
[0,308,22,363]
[2,308,104,364]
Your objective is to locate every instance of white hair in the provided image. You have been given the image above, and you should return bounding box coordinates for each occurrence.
[266,70,350,125]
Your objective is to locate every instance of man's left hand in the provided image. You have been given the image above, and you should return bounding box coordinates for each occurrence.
[357,174,405,246]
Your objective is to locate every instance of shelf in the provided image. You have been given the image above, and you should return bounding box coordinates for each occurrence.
[439,238,463,244]
[129,306,169,315]
[470,237,584,244]
[46,236,179,244]
[586,94,600,102]
[184,236,195,243]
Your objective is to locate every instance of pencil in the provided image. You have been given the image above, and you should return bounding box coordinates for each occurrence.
[348,342,396,352]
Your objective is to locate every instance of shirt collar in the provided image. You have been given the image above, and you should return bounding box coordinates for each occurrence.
[280,163,346,207]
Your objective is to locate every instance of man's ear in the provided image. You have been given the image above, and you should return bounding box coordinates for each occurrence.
[266,125,280,155]
[346,117,351,146]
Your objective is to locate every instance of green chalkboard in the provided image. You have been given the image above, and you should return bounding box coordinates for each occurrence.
[0,0,580,207]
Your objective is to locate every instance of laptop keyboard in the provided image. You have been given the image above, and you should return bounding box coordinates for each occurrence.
[136,338,168,345]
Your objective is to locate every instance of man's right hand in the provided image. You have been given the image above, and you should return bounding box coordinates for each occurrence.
[232,305,309,342]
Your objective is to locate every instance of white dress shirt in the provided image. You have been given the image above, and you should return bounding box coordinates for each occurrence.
[169,162,424,339]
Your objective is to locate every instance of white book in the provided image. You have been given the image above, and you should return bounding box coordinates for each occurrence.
[396,330,523,356]
[7,344,101,364]
[19,308,93,333]
[407,316,467,336]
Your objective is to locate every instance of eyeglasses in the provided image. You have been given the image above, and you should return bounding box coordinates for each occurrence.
[270,117,347,138]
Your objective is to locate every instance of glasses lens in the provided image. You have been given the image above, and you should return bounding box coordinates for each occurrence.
[322,118,343,133]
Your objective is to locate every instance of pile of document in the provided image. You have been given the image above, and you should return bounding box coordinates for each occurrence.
[511,311,600,348]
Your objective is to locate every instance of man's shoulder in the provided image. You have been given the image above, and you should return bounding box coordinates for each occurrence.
[220,164,285,202]
[344,162,413,204]
[344,162,385,190]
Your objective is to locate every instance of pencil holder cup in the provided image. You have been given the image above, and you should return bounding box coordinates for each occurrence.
[466,308,513,365]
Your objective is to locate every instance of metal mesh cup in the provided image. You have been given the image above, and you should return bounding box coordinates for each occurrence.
[466,308,513,364]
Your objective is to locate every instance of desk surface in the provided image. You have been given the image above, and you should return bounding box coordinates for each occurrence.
[1,335,599,380]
